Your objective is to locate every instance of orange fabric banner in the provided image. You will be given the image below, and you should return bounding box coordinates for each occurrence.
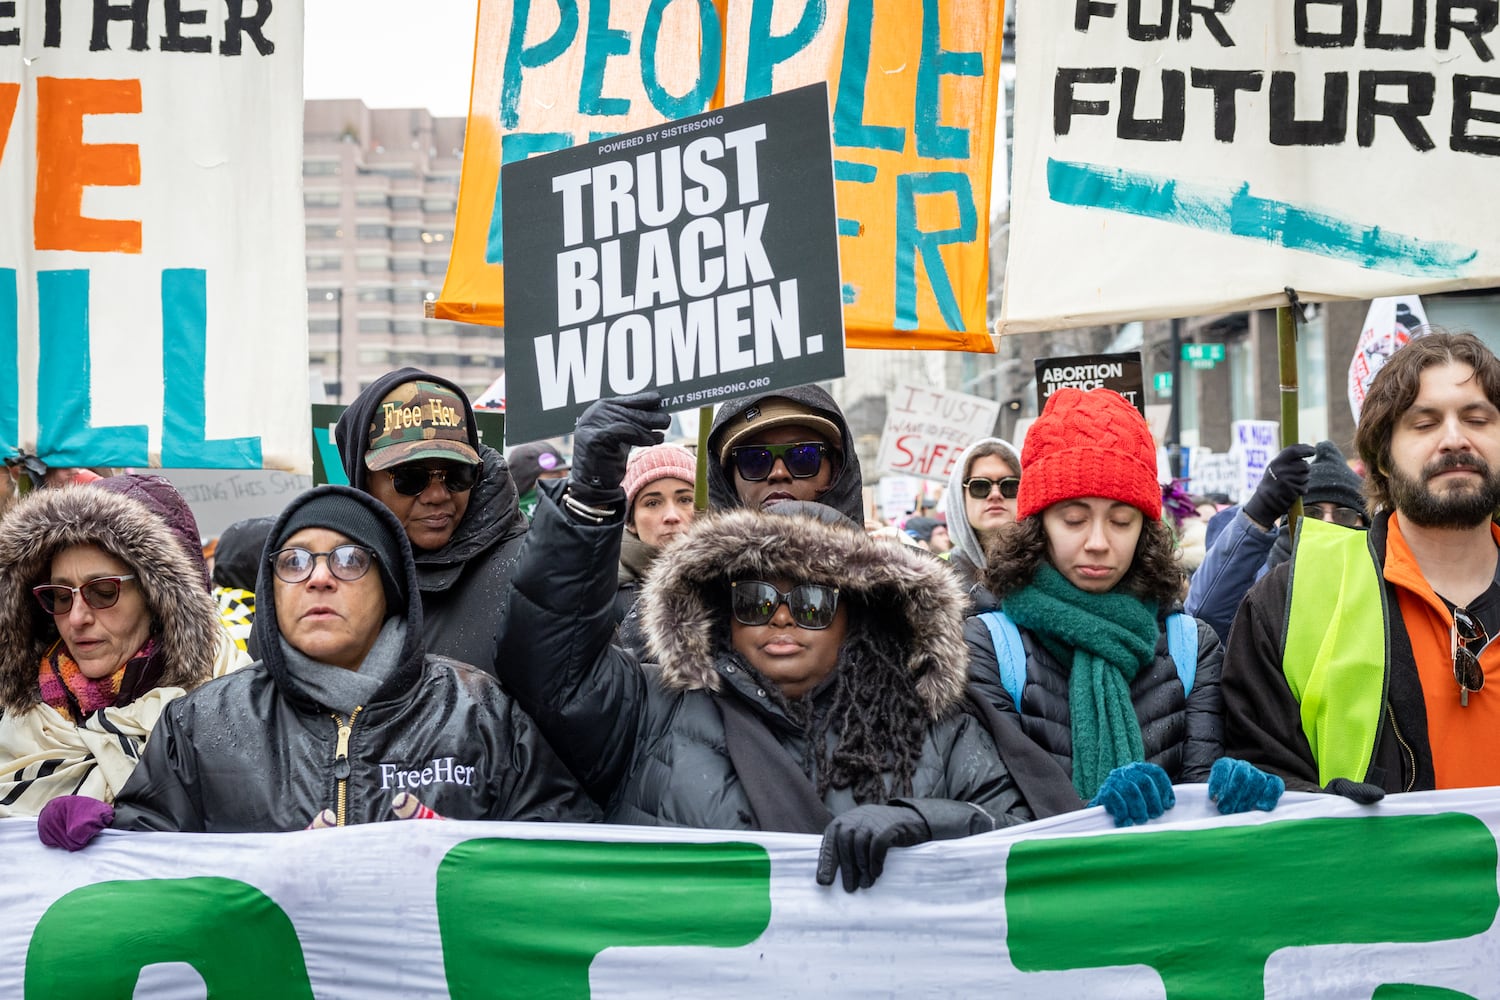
[437,1,1002,353]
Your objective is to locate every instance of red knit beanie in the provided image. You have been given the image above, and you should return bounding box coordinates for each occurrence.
[1018,388,1162,521]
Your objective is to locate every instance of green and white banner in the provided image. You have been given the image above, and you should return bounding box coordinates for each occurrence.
[3,787,1498,998]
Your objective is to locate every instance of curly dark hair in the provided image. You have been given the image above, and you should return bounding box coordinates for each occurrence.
[718,599,926,804]
[1355,329,1500,513]
[980,514,1184,607]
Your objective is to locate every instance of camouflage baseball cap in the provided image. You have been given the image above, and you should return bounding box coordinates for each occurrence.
[364,380,481,471]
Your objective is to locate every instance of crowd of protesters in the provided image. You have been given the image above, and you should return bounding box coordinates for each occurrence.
[12,328,1500,891]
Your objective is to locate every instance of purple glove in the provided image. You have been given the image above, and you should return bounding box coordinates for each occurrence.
[37,795,114,851]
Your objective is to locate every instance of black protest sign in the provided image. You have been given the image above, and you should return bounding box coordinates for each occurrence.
[1034,352,1145,414]
[501,83,845,443]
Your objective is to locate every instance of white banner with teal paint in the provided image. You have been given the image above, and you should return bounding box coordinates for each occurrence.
[1000,4,1500,334]
[3,787,1500,997]
[0,3,308,471]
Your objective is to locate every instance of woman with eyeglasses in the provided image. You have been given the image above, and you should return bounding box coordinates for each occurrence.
[963,388,1285,827]
[496,394,1031,892]
[942,438,1024,613]
[0,479,242,818]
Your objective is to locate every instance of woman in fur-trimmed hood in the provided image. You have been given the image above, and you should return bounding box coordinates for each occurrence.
[497,395,1030,892]
[0,482,241,815]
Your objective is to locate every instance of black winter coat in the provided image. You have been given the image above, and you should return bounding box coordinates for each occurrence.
[497,484,1031,837]
[335,368,529,674]
[111,486,597,832]
[963,608,1224,815]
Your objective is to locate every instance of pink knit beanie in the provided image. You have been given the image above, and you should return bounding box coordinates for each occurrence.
[1018,388,1161,521]
[624,444,698,511]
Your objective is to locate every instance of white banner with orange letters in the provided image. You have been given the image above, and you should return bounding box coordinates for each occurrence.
[0,2,308,471]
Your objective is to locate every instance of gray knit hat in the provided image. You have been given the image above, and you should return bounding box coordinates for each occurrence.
[1305,440,1366,514]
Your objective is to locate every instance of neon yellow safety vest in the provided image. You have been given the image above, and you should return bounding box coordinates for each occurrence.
[1281,517,1388,786]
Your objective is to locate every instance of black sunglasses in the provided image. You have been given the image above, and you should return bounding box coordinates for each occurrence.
[964,476,1020,500]
[1285,505,1368,530]
[1454,605,1488,706]
[730,580,840,630]
[730,443,828,482]
[33,576,136,616]
[270,545,375,585]
[387,462,479,497]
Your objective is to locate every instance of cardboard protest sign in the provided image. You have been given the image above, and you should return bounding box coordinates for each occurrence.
[876,384,1001,482]
[5,788,1500,996]
[1232,419,1281,500]
[501,84,844,443]
[0,2,309,470]
[1034,352,1144,414]
[1350,294,1430,421]
[438,0,1004,351]
[1002,4,1500,334]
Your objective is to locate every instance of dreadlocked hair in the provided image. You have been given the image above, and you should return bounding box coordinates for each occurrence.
[717,599,928,804]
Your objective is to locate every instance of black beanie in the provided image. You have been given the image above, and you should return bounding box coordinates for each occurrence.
[1305,440,1366,514]
[272,489,407,612]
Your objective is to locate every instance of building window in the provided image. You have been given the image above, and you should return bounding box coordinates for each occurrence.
[355,191,388,207]
[391,257,423,273]
[355,254,390,272]
[390,195,421,211]
[308,318,340,334]
[393,226,424,242]
[303,160,340,176]
[358,318,394,334]
[305,224,341,241]
[357,287,394,303]
[306,255,342,271]
[393,288,427,304]
[304,191,341,208]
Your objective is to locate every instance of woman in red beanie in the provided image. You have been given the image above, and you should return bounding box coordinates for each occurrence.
[963,387,1285,827]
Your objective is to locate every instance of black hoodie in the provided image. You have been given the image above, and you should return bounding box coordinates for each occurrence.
[705,384,865,524]
[111,486,597,831]
[334,368,529,674]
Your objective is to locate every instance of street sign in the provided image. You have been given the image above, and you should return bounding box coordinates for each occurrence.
[1182,343,1225,363]
[1153,372,1173,397]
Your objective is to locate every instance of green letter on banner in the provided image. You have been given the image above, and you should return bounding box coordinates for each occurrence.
[26,877,313,998]
[1006,815,1497,999]
[438,838,771,998]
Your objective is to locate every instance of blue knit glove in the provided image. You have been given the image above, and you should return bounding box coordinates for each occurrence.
[1088,762,1175,827]
[1208,757,1285,815]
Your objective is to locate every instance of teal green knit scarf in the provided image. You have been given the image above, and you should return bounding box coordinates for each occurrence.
[1001,563,1160,800]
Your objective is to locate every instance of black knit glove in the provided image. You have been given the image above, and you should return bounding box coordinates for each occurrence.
[1324,777,1385,805]
[816,804,931,892]
[568,393,670,507]
[1242,443,1315,528]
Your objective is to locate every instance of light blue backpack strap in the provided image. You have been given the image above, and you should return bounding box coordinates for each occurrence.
[1166,612,1198,698]
[977,610,1027,712]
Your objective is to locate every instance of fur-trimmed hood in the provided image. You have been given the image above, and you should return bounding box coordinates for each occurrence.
[638,508,970,719]
[0,486,223,713]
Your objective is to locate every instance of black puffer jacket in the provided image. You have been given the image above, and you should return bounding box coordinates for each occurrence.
[335,368,529,673]
[497,484,1030,835]
[963,608,1224,816]
[111,487,598,832]
[705,385,864,523]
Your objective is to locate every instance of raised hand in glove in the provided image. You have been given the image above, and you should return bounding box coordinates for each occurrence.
[1242,443,1315,528]
[1208,757,1285,814]
[1089,761,1176,827]
[38,795,114,851]
[569,392,671,507]
[1325,777,1385,805]
[816,804,931,892]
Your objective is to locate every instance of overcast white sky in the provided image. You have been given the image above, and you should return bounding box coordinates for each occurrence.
[303,1,479,118]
